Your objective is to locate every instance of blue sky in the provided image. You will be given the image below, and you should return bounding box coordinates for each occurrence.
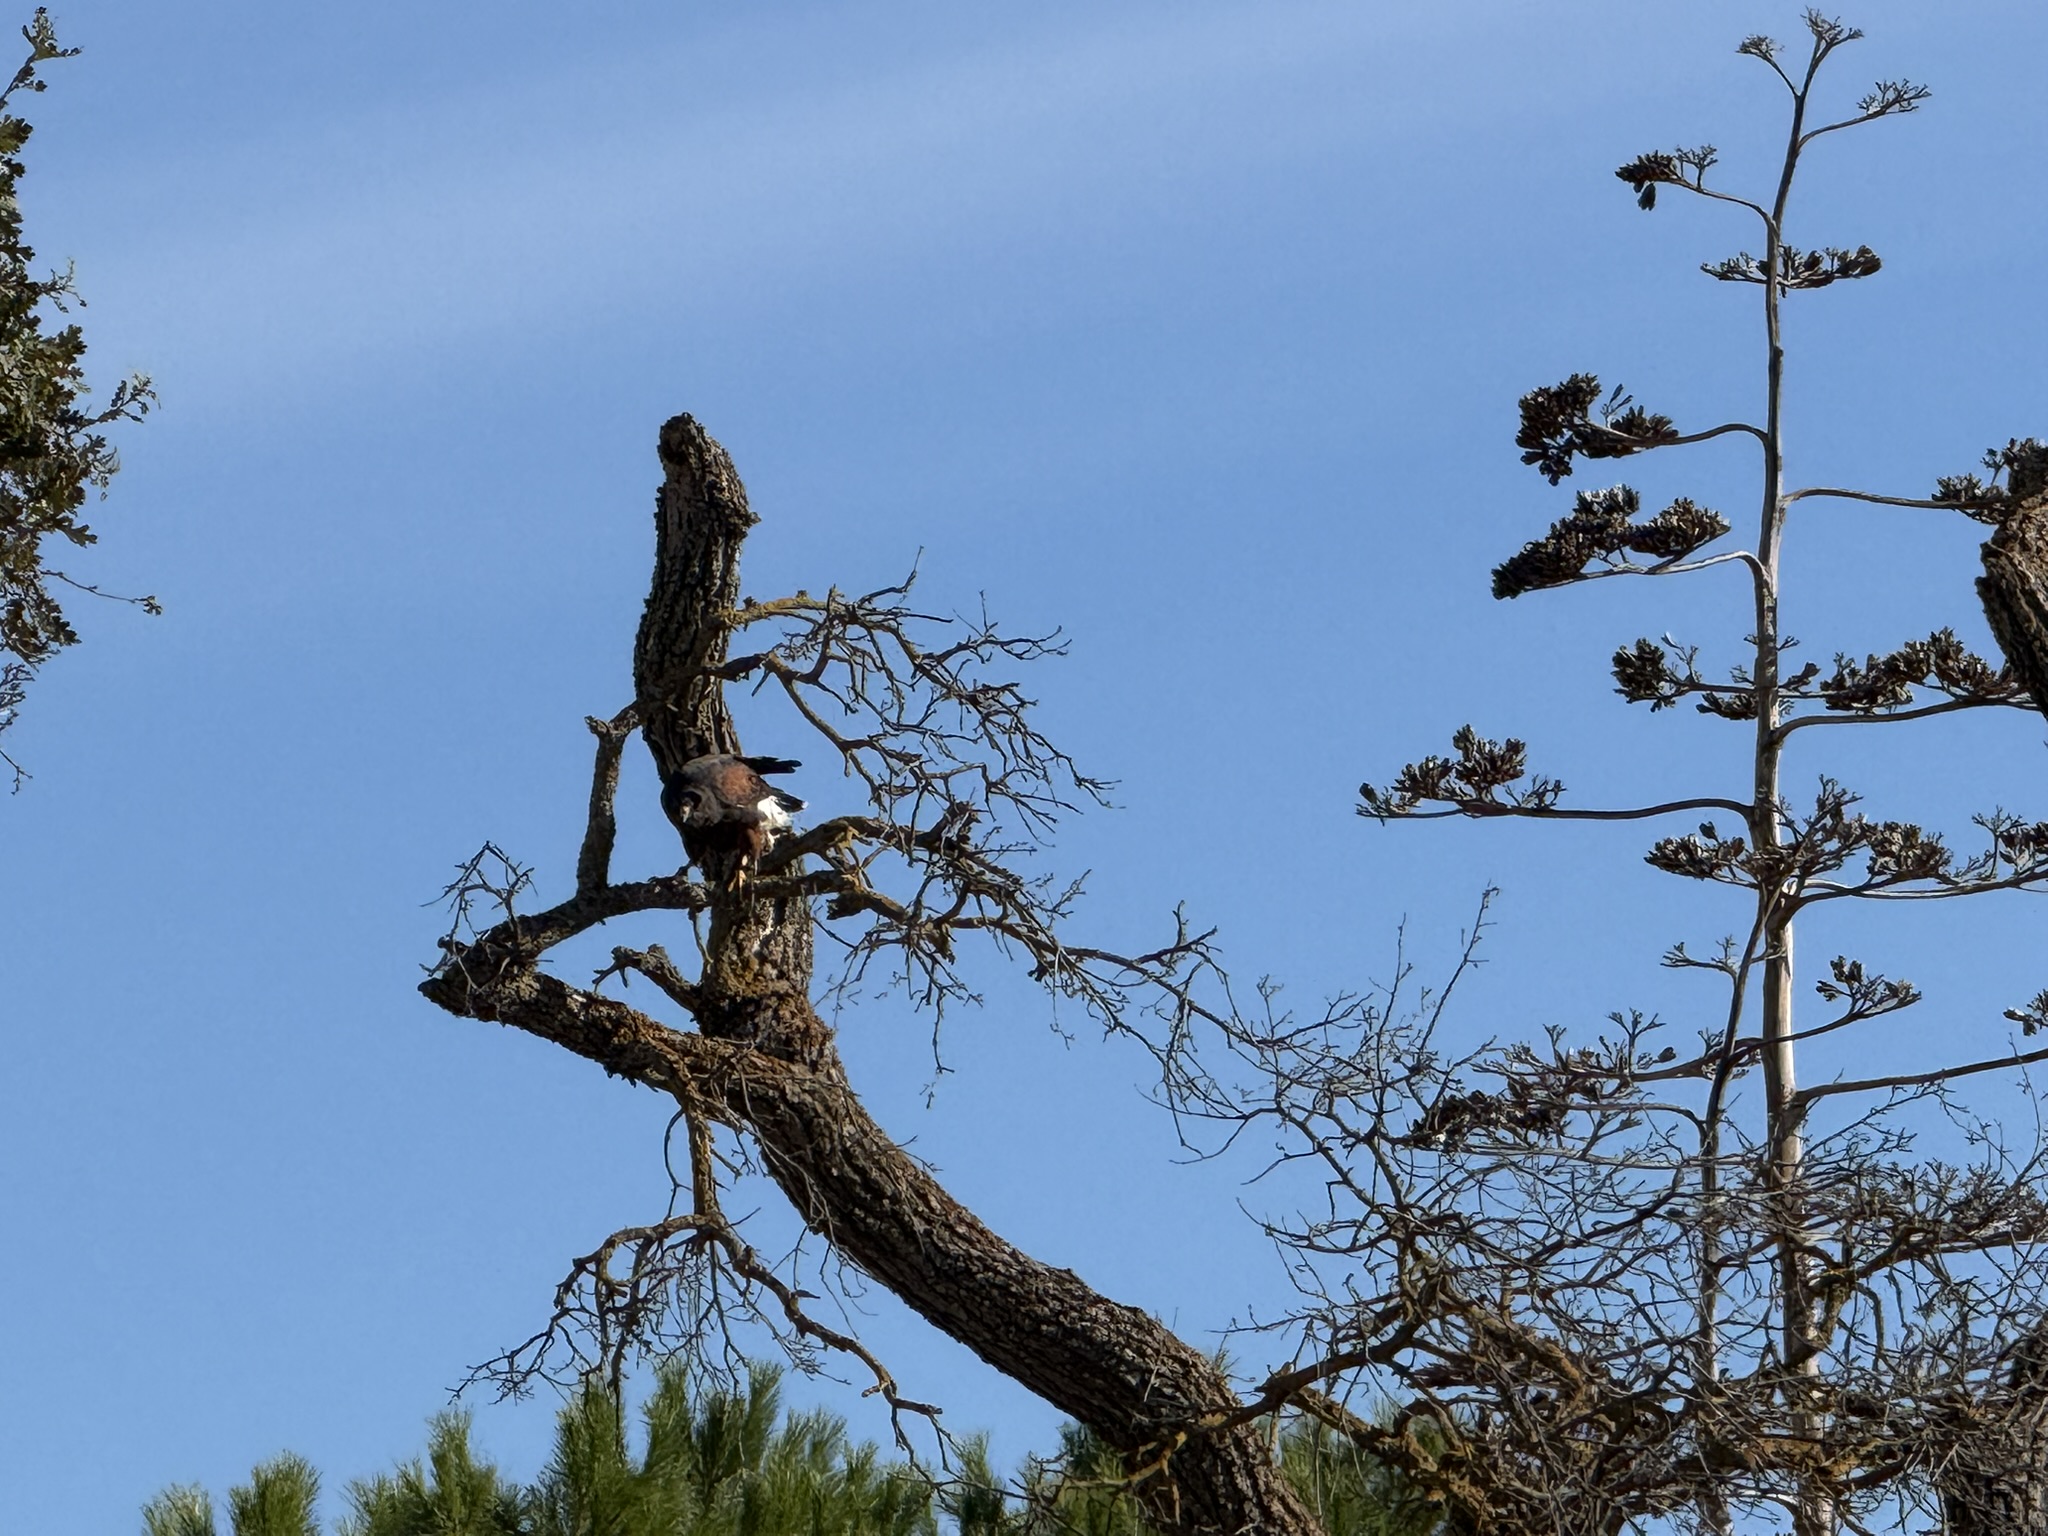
[6,3,2048,1530]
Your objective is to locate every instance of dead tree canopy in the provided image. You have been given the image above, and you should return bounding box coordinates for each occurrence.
[1312,20,2048,1536]
[421,415,1322,1536]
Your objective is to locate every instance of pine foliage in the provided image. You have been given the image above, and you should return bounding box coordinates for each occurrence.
[226,1454,322,1536]
[150,1365,937,1536]
[341,1414,528,1536]
[143,1485,220,1536]
[147,1370,1432,1535]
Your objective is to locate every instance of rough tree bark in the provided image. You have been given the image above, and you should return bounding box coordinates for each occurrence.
[423,415,1322,1536]
[1937,1323,2048,1536]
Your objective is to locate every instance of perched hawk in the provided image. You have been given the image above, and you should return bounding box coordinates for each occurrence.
[1978,497,2048,726]
[660,754,805,883]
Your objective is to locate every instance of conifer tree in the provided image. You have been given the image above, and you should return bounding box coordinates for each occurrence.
[0,8,153,788]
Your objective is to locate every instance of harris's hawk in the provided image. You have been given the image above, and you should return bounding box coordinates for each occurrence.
[660,754,805,883]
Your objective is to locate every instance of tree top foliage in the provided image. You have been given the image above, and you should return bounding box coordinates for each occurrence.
[0,7,154,787]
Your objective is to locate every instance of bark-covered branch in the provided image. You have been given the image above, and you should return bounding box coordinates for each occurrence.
[419,415,1321,1536]
[1795,1041,2048,1105]
[576,705,638,896]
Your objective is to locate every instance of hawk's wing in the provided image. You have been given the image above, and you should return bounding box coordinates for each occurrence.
[673,754,806,816]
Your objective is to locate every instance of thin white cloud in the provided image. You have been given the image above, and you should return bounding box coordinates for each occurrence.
[68,1,1457,402]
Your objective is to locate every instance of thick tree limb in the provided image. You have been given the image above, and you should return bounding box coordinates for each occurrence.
[421,415,1320,1536]
[632,416,749,766]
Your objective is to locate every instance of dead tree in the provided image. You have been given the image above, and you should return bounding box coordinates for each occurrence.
[416,17,2048,1536]
[421,415,1322,1536]
[1122,15,2048,1536]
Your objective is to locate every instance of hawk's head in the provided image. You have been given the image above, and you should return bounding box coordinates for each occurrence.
[661,778,713,830]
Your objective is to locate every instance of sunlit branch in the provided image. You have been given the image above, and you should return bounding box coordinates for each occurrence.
[1799,80,1932,151]
[471,873,710,955]
[1731,1003,1898,1054]
[1800,115,1887,148]
[1565,548,1766,586]
[1665,180,1775,228]
[1665,549,1768,581]
[1783,486,1995,511]
[1776,696,2030,739]
[1393,795,1753,824]
[1795,1042,2048,1105]
[1799,870,2048,905]
[1577,419,1770,454]
[1756,51,1798,96]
